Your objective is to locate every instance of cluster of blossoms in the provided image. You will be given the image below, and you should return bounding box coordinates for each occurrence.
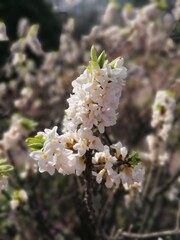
[28,47,145,189]
[0,19,79,130]
[141,90,176,166]
[173,0,180,20]
[82,0,179,56]
[151,90,176,141]
[0,115,36,191]
[0,115,37,154]
[0,19,82,192]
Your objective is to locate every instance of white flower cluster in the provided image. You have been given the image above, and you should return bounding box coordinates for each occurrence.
[0,115,35,153]
[173,0,180,20]
[29,49,144,189]
[141,90,176,166]
[141,134,169,166]
[63,57,127,133]
[83,1,178,55]
[92,143,144,189]
[151,90,176,141]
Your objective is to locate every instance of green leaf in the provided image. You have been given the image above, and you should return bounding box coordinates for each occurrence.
[154,0,168,10]
[165,90,176,98]
[124,3,133,11]
[0,159,14,176]
[109,0,120,9]
[87,65,92,73]
[89,61,99,68]
[0,159,7,165]
[128,151,141,166]
[28,143,44,151]
[97,50,105,68]
[109,57,120,69]
[90,45,98,62]
[21,118,38,131]
[28,24,39,37]
[26,134,45,151]
[156,103,166,114]
[0,164,14,174]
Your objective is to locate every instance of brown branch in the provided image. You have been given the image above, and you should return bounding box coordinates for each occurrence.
[104,129,112,145]
[106,229,180,239]
[83,150,103,239]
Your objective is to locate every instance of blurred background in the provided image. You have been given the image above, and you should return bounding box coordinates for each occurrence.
[0,0,180,239]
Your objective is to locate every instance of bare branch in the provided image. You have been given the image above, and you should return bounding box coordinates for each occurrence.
[105,229,180,239]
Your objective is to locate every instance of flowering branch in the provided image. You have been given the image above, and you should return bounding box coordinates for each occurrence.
[27,46,145,191]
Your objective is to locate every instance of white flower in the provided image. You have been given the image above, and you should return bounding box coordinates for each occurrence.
[30,150,56,175]
[19,190,28,202]
[30,126,62,175]
[10,200,20,210]
[30,126,87,176]
[158,123,172,141]
[173,0,180,20]
[146,134,157,151]
[120,163,145,189]
[12,52,26,65]
[73,128,103,156]
[132,164,145,183]
[1,115,29,151]
[158,152,169,166]
[92,146,120,188]
[0,22,8,41]
[21,87,33,98]
[111,141,128,159]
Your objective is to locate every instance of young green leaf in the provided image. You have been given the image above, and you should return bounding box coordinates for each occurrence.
[128,151,141,166]
[97,50,105,68]
[89,61,99,68]
[21,118,38,131]
[0,164,14,175]
[0,158,7,165]
[165,90,176,98]
[26,134,45,151]
[90,45,98,62]
[109,57,120,69]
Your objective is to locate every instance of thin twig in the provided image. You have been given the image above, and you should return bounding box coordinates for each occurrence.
[153,170,180,198]
[104,129,112,145]
[105,229,180,239]
[98,191,114,225]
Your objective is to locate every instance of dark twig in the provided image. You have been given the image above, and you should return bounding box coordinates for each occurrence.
[104,129,112,145]
[153,170,180,199]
